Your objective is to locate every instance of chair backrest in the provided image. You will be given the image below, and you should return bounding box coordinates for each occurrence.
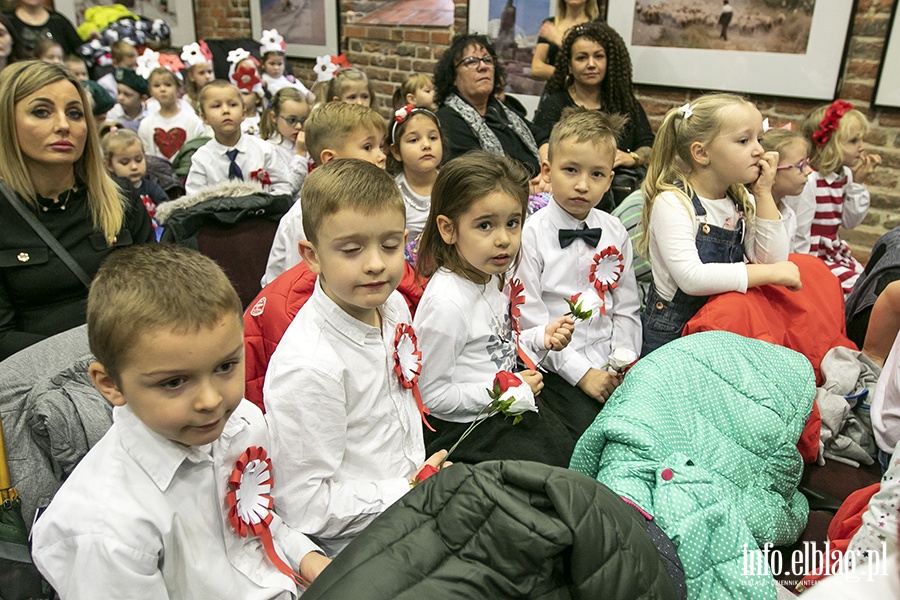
[197,218,280,308]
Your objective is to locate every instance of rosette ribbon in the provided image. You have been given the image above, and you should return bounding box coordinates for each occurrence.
[588,245,624,315]
[250,169,271,187]
[507,278,536,370]
[226,446,309,589]
[393,323,434,431]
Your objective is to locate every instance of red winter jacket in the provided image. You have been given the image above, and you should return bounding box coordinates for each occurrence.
[243,261,426,411]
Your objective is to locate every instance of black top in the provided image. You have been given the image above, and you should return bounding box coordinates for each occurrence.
[0,186,155,359]
[536,18,560,69]
[532,89,656,152]
[4,10,83,59]
[437,95,541,177]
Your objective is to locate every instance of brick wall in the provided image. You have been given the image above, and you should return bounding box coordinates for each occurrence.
[194,0,896,257]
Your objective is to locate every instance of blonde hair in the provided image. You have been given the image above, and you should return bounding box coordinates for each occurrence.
[555,0,599,22]
[801,103,869,176]
[110,40,137,63]
[416,152,529,285]
[304,101,387,164]
[760,127,809,161]
[548,106,624,163]
[33,38,62,61]
[148,67,181,90]
[88,244,242,381]
[393,73,432,109]
[260,87,308,141]
[184,61,212,107]
[638,93,756,258]
[101,129,143,165]
[196,79,239,117]
[326,68,376,105]
[301,158,404,245]
[0,61,124,243]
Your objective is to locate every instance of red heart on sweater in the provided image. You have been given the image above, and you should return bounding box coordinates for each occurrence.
[153,127,187,159]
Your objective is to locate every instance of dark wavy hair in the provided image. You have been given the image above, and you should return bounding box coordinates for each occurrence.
[434,33,505,106]
[545,21,639,117]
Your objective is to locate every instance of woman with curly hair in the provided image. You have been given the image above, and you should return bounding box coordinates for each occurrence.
[531,0,599,82]
[434,33,542,183]
[532,21,653,170]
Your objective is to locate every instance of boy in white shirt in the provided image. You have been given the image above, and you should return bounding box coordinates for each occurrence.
[264,159,447,556]
[186,80,292,196]
[106,67,149,133]
[31,244,330,598]
[517,107,642,440]
[262,102,388,286]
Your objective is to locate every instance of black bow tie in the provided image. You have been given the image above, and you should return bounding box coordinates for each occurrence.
[558,226,602,248]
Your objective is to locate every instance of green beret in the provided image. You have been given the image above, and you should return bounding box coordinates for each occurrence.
[82,80,115,116]
[114,67,148,96]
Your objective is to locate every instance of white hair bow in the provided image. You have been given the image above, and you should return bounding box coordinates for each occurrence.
[679,102,693,120]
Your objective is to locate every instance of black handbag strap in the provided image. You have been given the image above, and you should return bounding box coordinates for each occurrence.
[0,182,92,289]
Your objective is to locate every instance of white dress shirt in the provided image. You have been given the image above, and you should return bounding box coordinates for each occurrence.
[264,284,425,555]
[517,199,642,386]
[107,103,148,132]
[415,269,539,422]
[262,73,312,97]
[782,167,870,254]
[31,400,319,600]
[395,172,431,241]
[648,189,789,302]
[186,134,293,196]
[268,135,309,197]
[263,197,305,287]
[873,330,900,454]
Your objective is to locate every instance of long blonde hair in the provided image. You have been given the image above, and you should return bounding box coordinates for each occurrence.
[555,0,599,22]
[0,61,124,243]
[638,93,755,257]
[800,102,869,176]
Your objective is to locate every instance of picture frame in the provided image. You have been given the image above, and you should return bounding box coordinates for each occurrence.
[607,0,856,100]
[874,1,900,108]
[55,0,197,47]
[468,0,554,119]
[250,0,339,59]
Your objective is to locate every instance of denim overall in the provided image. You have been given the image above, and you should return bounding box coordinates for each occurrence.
[641,190,745,356]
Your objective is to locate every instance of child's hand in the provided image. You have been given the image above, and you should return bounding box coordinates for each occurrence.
[852,151,881,184]
[770,261,802,291]
[519,369,544,395]
[294,130,307,156]
[751,151,779,198]
[544,316,575,350]
[576,368,621,403]
[299,550,331,583]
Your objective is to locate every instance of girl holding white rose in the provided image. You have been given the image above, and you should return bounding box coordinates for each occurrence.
[414,152,577,466]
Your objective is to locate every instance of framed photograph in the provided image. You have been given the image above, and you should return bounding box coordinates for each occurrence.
[874,2,900,108]
[468,0,554,118]
[250,0,339,59]
[607,0,856,100]
[55,0,197,47]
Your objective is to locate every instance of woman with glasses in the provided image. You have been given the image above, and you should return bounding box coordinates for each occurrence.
[533,22,653,178]
[434,33,542,185]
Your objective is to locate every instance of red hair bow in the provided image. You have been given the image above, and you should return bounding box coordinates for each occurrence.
[812,100,854,147]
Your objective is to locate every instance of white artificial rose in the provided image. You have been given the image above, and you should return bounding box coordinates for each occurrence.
[608,348,638,371]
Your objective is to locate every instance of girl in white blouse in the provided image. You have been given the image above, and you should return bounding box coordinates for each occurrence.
[413,151,575,466]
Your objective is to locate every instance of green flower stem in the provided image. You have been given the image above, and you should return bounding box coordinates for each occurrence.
[438,401,495,469]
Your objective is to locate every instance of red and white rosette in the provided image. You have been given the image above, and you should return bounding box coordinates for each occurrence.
[250,169,271,187]
[393,323,434,431]
[588,245,624,315]
[226,446,308,589]
[507,278,536,370]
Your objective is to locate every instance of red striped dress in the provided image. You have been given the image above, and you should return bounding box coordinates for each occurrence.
[808,170,865,295]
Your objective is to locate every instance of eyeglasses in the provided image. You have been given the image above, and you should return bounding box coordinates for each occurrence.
[776,158,810,171]
[278,114,306,128]
[455,55,495,70]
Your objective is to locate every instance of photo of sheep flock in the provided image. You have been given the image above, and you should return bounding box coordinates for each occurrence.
[631,0,815,54]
